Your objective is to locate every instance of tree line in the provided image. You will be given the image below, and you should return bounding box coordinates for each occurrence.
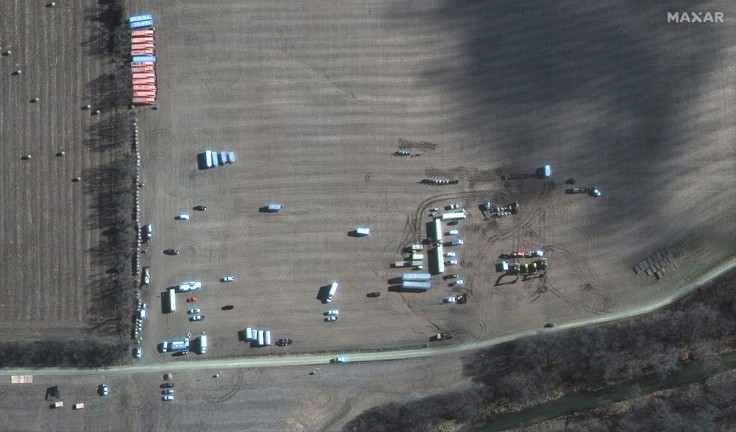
[342,269,736,431]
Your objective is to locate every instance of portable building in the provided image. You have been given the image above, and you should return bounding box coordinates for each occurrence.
[171,337,190,351]
[131,49,155,56]
[245,327,253,340]
[131,61,155,67]
[228,152,236,162]
[133,91,157,98]
[402,281,431,290]
[257,330,264,347]
[129,14,153,23]
[433,218,443,242]
[440,211,467,221]
[435,245,445,274]
[54,401,64,408]
[132,72,156,79]
[356,227,370,236]
[130,20,154,29]
[402,273,431,281]
[132,55,156,63]
[199,334,208,354]
[131,29,154,37]
[264,331,271,346]
[411,244,424,251]
[536,164,552,178]
[131,37,154,43]
[73,403,84,410]
[133,97,154,106]
[168,288,176,312]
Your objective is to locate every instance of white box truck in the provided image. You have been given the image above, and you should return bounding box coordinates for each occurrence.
[325,281,338,303]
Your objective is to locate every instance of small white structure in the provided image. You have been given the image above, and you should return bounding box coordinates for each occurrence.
[355,227,370,236]
[325,281,339,303]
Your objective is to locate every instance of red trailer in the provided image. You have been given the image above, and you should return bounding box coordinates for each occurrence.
[131,30,154,37]
[132,72,156,79]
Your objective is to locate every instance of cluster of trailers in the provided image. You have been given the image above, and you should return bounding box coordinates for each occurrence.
[198,149,237,169]
[129,15,158,106]
[243,327,272,347]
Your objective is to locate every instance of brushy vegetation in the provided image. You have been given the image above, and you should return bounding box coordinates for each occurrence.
[343,269,736,431]
[0,338,129,368]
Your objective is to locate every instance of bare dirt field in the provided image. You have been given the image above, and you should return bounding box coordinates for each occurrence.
[0,353,470,431]
[127,0,734,428]
[0,0,127,340]
[1,0,734,430]
[133,0,734,357]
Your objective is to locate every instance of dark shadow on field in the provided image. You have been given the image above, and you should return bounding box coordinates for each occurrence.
[388,285,430,293]
[340,0,731,429]
[83,73,132,154]
[412,0,730,229]
[83,1,127,58]
[83,154,137,337]
[316,285,331,303]
[495,273,519,286]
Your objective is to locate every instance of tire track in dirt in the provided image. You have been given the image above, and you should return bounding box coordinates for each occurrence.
[202,368,244,403]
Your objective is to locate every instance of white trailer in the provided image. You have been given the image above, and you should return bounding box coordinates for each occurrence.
[441,211,467,221]
[325,281,338,303]
[435,245,445,274]
[257,330,265,347]
[402,273,431,281]
[264,330,272,346]
[394,261,410,268]
[402,281,431,290]
[411,244,424,251]
[199,334,208,354]
[245,327,253,340]
[168,288,176,312]
[356,227,370,236]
